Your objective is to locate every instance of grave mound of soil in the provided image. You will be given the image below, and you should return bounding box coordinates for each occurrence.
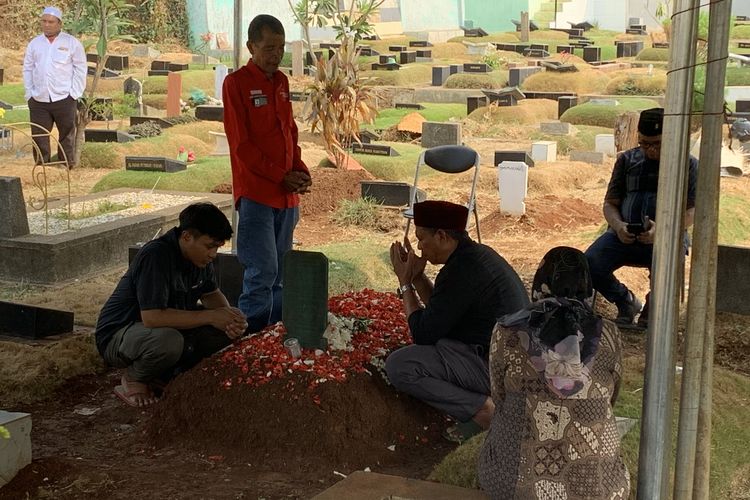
[147,290,445,472]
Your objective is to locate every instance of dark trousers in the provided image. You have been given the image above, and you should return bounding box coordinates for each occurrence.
[385,338,490,422]
[28,96,78,167]
[103,322,231,383]
[584,230,653,306]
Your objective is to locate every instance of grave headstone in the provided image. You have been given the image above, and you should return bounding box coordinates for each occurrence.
[0,301,74,338]
[359,46,378,57]
[570,150,606,164]
[739,42,750,49]
[531,141,557,162]
[195,105,224,122]
[449,64,463,75]
[409,41,432,48]
[463,63,490,73]
[282,250,328,349]
[498,161,528,216]
[147,70,170,77]
[105,55,129,71]
[209,131,229,156]
[508,66,542,87]
[467,96,488,115]
[395,103,425,110]
[626,28,647,35]
[166,72,182,118]
[616,40,644,58]
[125,156,187,172]
[583,46,602,63]
[540,121,575,135]
[84,129,136,143]
[653,42,670,49]
[379,54,397,64]
[463,27,489,37]
[359,130,380,144]
[558,96,578,118]
[736,100,750,113]
[371,62,400,71]
[629,17,644,26]
[289,91,309,102]
[168,62,189,72]
[557,45,574,54]
[494,151,534,168]
[415,49,432,58]
[351,143,400,156]
[388,45,407,52]
[0,176,29,238]
[595,134,616,156]
[88,97,114,121]
[133,44,160,58]
[123,77,143,102]
[360,181,425,206]
[524,48,550,58]
[214,64,228,99]
[421,121,462,148]
[399,51,417,65]
[151,60,171,71]
[717,245,750,315]
[0,411,31,488]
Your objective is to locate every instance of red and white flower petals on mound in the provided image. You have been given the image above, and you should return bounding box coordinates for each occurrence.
[209,290,411,401]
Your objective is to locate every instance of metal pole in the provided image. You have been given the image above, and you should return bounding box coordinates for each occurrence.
[694,11,732,500]
[554,0,558,28]
[674,1,732,498]
[637,0,700,498]
[230,0,243,252]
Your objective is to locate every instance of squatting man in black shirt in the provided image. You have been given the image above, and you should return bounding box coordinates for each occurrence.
[95,203,247,407]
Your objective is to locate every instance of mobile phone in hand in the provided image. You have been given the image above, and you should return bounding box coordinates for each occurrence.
[627,223,645,235]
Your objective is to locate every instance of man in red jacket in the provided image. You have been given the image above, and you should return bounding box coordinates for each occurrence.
[223,14,312,333]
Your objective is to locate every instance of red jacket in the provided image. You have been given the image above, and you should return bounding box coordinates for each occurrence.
[222,61,308,209]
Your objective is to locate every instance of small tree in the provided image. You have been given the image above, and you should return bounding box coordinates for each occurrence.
[68,0,135,167]
[289,0,383,168]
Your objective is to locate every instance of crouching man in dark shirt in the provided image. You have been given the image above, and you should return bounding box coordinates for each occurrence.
[95,203,247,407]
[386,201,529,436]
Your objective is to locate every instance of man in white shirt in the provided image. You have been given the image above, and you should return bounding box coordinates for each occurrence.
[23,6,87,168]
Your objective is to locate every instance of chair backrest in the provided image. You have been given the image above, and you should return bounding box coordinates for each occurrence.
[423,145,478,174]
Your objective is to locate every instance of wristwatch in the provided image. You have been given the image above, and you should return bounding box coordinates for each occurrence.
[396,283,415,299]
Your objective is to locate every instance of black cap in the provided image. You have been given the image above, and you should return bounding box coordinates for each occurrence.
[638,108,664,136]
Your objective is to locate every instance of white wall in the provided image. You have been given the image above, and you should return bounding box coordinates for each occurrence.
[399,0,461,31]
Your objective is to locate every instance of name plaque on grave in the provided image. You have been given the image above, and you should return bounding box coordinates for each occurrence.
[463,63,490,73]
[352,143,399,156]
[395,103,425,110]
[409,41,432,47]
[125,156,187,173]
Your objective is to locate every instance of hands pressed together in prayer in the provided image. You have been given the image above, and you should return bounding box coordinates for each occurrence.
[283,170,312,194]
[390,236,427,286]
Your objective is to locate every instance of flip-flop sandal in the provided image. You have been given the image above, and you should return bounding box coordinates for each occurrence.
[113,385,158,408]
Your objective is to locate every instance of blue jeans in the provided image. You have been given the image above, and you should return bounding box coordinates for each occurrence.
[236,198,299,332]
[584,230,653,306]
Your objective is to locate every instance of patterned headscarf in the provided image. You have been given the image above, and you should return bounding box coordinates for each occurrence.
[500,247,602,398]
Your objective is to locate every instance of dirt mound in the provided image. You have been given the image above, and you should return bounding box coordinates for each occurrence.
[147,291,445,471]
[480,195,602,236]
[300,167,374,217]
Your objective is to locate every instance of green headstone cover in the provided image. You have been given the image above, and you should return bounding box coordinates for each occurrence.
[282,250,329,349]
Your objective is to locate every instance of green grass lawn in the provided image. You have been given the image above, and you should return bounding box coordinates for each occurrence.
[92,155,230,193]
[141,69,216,99]
[0,84,27,105]
[529,124,612,154]
[366,103,467,130]
[350,141,433,182]
[0,108,31,126]
[310,237,395,294]
[561,97,662,128]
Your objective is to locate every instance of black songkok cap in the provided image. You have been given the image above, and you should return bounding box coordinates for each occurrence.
[413,200,468,231]
[638,107,664,136]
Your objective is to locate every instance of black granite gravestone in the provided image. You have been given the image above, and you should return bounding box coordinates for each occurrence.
[557,45,574,54]
[558,96,578,118]
[463,63,490,73]
[508,66,541,87]
[168,62,189,72]
[434,65,451,86]
[416,49,432,58]
[583,46,602,63]
[0,301,74,339]
[195,105,224,122]
[282,251,328,349]
[395,103,425,110]
[84,129,136,143]
[379,54,397,64]
[449,64,463,75]
[409,40,432,48]
[147,70,170,77]
[352,143,399,156]
[125,156,186,172]
[736,100,750,113]
[151,60,171,71]
[494,151,534,168]
[399,51,417,64]
[388,45,407,52]
[467,96,488,115]
[360,180,425,206]
[305,51,324,65]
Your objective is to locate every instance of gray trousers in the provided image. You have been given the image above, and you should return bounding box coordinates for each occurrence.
[103,322,231,383]
[385,338,490,422]
[28,96,78,167]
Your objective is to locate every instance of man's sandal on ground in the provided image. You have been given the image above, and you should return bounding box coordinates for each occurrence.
[442,420,484,444]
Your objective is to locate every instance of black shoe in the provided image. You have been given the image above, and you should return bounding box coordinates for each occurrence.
[615,293,642,325]
[637,298,649,328]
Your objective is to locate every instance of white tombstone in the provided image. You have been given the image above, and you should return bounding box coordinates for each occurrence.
[0,411,32,488]
[531,141,557,162]
[463,41,494,56]
[498,161,528,216]
[209,131,229,156]
[214,64,228,100]
[595,134,616,156]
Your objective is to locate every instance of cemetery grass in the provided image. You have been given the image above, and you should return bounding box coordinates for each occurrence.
[561,97,662,128]
[350,141,431,181]
[141,69,216,99]
[92,156,231,193]
[529,124,612,154]
[0,108,31,126]
[0,83,26,105]
[361,64,432,86]
[365,103,467,130]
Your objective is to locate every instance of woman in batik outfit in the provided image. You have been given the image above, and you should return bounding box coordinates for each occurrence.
[478,246,630,499]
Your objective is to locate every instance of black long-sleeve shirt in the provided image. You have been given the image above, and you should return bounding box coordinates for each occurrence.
[407,239,529,352]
